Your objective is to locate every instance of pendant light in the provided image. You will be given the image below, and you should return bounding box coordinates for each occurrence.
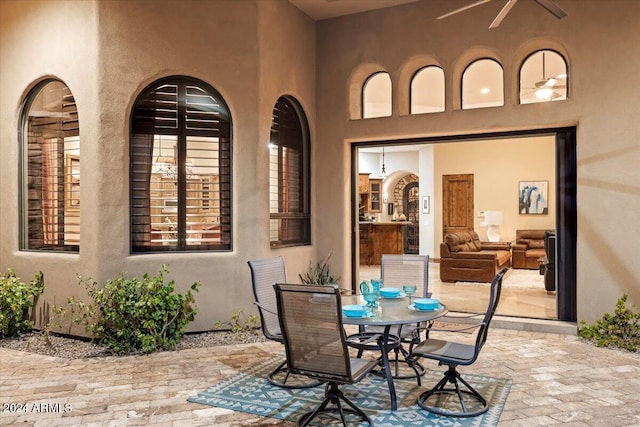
[380,146,387,179]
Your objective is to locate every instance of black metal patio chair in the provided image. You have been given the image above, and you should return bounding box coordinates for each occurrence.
[274,283,378,427]
[407,267,507,417]
[248,257,322,389]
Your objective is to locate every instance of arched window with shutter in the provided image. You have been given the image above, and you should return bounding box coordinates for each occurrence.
[269,96,310,247]
[130,76,232,252]
[20,79,80,252]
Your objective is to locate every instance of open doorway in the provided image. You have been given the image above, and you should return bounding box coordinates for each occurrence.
[351,128,576,321]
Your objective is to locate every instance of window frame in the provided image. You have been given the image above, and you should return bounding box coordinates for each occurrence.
[410,65,445,114]
[519,49,568,104]
[362,71,393,119]
[269,96,311,248]
[461,58,504,110]
[129,75,233,253]
[19,78,80,252]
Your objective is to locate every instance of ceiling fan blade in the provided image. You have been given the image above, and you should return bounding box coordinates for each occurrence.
[489,0,518,29]
[535,0,568,19]
[437,0,492,20]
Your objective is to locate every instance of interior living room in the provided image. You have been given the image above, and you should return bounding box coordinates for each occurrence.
[1,0,638,335]
[356,136,558,320]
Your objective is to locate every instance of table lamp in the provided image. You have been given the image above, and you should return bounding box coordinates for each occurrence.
[481,210,503,242]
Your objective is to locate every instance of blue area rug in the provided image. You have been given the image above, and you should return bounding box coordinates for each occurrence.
[188,357,511,426]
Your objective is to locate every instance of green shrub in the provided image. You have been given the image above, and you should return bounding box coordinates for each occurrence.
[0,270,44,338]
[75,265,200,354]
[579,294,640,352]
[214,309,260,340]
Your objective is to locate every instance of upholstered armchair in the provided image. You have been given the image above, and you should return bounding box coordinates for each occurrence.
[439,231,511,283]
[512,229,551,269]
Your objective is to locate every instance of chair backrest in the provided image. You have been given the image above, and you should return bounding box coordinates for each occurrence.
[544,230,556,262]
[474,267,508,356]
[274,283,352,383]
[381,254,430,297]
[248,257,286,341]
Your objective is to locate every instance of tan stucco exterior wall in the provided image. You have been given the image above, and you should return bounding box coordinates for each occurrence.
[0,0,317,332]
[315,0,640,324]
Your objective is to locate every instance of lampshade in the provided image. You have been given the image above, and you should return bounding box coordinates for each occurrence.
[482,210,503,226]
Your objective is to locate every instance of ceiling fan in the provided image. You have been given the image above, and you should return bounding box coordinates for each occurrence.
[437,0,568,29]
[521,52,567,100]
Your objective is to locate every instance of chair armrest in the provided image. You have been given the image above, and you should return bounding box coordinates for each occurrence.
[511,242,527,251]
[481,242,511,251]
[253,301,277,316]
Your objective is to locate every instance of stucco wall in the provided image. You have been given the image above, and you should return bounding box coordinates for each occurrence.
[0,0,317,332]
[315,0,640,324]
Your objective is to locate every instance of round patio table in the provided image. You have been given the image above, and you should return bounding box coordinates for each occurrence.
[341,294,448,411]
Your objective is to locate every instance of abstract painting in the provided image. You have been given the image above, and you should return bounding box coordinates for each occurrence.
[519,181,548,214]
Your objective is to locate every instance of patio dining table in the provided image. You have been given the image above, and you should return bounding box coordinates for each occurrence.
[341,294,448,411]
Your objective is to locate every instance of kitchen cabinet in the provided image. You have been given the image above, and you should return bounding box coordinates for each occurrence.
[368,179,382,212]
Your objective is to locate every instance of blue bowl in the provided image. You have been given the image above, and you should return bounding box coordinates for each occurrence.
[379,287,401,298]
[342,304,368,317]
[413,298,440,310]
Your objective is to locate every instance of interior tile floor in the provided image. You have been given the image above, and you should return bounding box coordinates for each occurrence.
[2,330,639,426]
[359,262,557,320]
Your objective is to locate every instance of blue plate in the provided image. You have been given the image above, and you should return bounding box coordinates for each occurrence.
[343,305,368,317]
[408,304,444,312]
[381,292,407,299]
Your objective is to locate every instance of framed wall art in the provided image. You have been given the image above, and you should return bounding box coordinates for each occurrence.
[519,180,548,214]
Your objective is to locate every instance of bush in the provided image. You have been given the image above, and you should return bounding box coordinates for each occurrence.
[74,265,200,354]
[579,294,640,352]
[0,270,44,338]
[214,309,260,340]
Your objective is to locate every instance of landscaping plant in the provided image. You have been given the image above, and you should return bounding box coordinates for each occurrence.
[73,265,200,353]
[0,269,44,338]
[214,309,260,340]
[579,294,640,352]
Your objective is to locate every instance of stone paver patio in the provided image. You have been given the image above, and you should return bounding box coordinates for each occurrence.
[1,329,639,426]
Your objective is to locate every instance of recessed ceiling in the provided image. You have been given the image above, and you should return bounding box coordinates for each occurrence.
[288,0,420,21]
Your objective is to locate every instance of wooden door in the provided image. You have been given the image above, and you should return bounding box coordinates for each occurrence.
[442,174,474,238]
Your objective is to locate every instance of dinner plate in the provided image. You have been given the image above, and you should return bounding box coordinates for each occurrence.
[381,292,407,299]
[343,311,375,318]
[408,304,444,312]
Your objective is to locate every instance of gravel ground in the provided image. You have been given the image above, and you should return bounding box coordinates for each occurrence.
[0,329,267,359]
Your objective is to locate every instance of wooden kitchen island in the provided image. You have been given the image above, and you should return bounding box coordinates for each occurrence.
[359,221,411,265]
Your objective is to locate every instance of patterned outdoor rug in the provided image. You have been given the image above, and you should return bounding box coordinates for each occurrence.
[188,357,511,426]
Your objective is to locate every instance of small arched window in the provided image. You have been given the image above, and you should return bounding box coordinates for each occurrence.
[362,72,392,118]
[410,66,445,114]
[130,76,232,252]
[269,96,310,247]
[462,59,504,109]
[520,50,568,104]
[20,79,80,251]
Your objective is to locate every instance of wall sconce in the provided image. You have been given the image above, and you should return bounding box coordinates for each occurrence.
[481,210,503,242]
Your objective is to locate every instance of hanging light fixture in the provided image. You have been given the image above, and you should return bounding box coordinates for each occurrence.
[380,146,387,179]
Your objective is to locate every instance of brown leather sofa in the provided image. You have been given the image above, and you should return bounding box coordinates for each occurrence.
[512,229,551,269]
[440,230,511,283]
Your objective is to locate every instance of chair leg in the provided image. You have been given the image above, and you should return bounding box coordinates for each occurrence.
[268,360,323,389]
[417,365,488,418]
[298,382,373,427]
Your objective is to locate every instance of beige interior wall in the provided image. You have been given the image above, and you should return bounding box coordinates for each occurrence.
[315,0,640,323]
[434,135,556,245]
[0,0,317,332]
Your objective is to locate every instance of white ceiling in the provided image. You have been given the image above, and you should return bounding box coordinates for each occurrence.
[288,0,420,21]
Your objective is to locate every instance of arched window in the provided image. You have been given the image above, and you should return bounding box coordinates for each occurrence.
[130,76,232,252]
[520,50,568,104]
[362,72,392,118]
[462,59,504,109]
[269,96,310,247]
[410,66,445,114]
[20,79,80,251]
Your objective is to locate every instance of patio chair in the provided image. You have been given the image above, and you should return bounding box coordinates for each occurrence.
[407,267,507,417]
[355,254,430,380]
[248,257,321,389]
[274,283,378,427]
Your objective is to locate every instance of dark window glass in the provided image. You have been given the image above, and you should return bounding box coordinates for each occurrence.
[269,96,310,247]
[130,76,232,252]
[20,80,80,251]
